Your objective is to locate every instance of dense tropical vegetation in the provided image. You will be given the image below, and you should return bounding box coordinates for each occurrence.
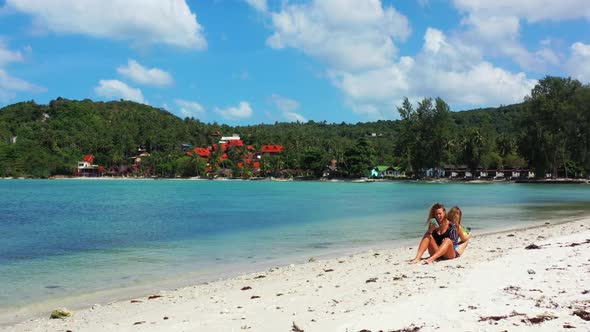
[0,76,588,179]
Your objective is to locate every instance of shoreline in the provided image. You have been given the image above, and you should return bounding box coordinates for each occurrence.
[0,216,577,325]
[4,215,590,331]
[2,176,589,184]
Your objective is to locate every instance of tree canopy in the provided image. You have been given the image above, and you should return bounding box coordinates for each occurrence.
[1,76,589,179]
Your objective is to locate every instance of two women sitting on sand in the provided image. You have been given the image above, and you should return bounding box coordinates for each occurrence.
[410,203,472,264]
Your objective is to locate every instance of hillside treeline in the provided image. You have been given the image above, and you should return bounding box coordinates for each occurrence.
[0,76,588,178]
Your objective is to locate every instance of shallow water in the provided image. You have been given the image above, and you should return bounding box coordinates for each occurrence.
[1,179,590,314]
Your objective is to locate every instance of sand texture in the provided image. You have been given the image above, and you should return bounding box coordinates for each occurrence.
[4,217,590,332]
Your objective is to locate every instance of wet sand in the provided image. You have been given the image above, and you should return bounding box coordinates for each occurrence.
[4,217,590,331]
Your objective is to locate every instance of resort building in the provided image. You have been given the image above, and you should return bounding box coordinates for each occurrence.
[75,155,105,177]
[185,134,283,176]
[372,166,405,178]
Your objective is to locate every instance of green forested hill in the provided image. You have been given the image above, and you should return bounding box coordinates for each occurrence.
[1,76,588,178]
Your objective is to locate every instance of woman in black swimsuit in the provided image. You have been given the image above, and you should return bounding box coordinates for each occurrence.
[410,203,459,264]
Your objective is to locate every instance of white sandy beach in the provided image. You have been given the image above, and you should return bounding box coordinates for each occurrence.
[4,217,590,332]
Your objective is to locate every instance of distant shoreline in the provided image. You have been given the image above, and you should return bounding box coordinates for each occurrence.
[1,176,588,184]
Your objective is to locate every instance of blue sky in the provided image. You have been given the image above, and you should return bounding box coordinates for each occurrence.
[0,0,589,125]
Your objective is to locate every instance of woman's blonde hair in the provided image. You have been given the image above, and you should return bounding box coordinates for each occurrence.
[425,203,445,227]
[447,206,462,226]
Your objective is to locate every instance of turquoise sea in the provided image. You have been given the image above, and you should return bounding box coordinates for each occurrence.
[2,179,590,319]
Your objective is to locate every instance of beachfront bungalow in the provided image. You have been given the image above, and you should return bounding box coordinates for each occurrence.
[506,170,519,178]
[505,169,533,179]
[443,165,470,179]
[494,171,505,179]
[372,166,406,178]
[425,167,446,178]
[323,159,339,178]
[75,155,106,177]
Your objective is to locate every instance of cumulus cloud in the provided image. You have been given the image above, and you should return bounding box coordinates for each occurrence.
[456,13,559,71]
[566,42,590,83]
[267,0,411,72]
[0,42,45,102]
[0,69,46,102]
[94,79,145,103]
[452,0,590,22]
[264,2,536,119]
[245,0,267,12]
[450,1,590,72]
[175,99,205,118]
[411,29,536,107]
[0,42,25,65]
[214,101,253,120]
[270,94,306,122]
[5,0,207,49]
[330,57,413,102]
[117,59,174,87]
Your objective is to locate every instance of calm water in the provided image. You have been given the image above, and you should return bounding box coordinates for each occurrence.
[1,179,590,315]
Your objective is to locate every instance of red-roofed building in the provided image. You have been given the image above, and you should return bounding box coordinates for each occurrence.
[261,145,283,153]
[75,154,105,177]
[193,147,211,158]
[189,133,285,177]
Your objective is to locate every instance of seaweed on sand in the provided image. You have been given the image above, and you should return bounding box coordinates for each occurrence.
[291,321,304,332]
[573,309,590,321]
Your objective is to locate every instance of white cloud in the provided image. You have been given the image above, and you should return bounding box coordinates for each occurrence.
[267,0,411,72]
[283,111,307,122]
[457,13,557,71]
[215,101,253,120]
[245,0,267,12]
[94,79,145,103]
[270,94,299,113]
[350,103,381,117]
[450,1,590,72]
[452,0,590,22]
[460,14,520,41]
[566,42,590,83]
[0,42,24,65]
[0,69,46,101]
[0,42,45,102]
[117,59,174,87]
[175,99,205,118]
[410,29,537,106]
[6,0,207,49]
[270,94,306,122]
[419,62,535,106]
[330,57,413,102]
[264,2,538,119]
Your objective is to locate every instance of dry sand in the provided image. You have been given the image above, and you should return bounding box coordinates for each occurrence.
[4,217,590,332]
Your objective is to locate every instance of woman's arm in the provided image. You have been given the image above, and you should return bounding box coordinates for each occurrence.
[458,226,472,242]
[427,221,438,233]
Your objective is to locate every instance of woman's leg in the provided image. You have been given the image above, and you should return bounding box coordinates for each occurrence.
[427,237,439,256]
[456,239,469,256]
[424,238,456,264]
[410,233,435,264]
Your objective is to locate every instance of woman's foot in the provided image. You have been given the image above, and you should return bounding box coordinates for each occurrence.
[423,257,436,264]
[409,258,421,264]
